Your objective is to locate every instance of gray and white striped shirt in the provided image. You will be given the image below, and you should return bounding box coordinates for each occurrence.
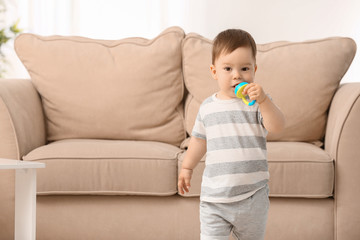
[192,93,269,203]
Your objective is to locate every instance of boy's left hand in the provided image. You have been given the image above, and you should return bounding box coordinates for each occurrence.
[243,83,267,104]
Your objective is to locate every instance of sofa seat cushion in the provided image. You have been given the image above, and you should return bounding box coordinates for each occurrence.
[178,141,334,198]
[23,139,182,196]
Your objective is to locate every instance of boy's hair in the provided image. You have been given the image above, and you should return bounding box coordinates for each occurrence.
[212,29,257,64]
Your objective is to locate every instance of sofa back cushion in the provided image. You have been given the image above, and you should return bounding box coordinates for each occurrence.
[182,33,356,142]
[15,27,186,146]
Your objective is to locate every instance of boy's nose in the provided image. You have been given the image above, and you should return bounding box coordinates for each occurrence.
[233,70,242,79]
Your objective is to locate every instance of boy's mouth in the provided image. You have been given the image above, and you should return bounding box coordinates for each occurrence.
[233,83,241,88]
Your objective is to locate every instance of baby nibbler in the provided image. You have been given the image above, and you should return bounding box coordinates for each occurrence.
[234,82,256,106]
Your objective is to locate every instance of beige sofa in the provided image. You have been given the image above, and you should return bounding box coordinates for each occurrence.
[0,26,359,240]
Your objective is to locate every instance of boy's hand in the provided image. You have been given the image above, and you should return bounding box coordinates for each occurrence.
[178,168,193,195]
[243,83,267,104]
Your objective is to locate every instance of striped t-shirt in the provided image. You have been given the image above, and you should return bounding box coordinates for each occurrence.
[192,93,269,203]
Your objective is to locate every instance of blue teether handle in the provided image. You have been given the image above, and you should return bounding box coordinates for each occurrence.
[248,99,256,106]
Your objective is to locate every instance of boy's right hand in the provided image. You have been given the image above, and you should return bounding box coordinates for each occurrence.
[178,168,193,195]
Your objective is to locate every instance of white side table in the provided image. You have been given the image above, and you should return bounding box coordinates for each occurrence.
[0,158,45,240]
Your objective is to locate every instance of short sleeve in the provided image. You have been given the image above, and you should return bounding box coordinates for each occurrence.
[192,110,206,140]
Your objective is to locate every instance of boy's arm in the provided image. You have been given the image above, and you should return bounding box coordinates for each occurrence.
[178,136,206,194]
[244,83,286,133]
[258,96,286,133]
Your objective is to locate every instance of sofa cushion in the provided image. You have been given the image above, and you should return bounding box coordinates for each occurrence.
[182,33,356,142]
[15,27,186,146]
[23,139,182,196]
[178,141,334,198]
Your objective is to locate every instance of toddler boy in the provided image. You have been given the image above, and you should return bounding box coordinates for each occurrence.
[178,29,285,240]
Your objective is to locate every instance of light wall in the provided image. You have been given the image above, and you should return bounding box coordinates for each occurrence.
[4,0,360,83]
[179,0,360,83]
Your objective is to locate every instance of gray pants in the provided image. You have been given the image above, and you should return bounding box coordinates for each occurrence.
[200,185,269,240]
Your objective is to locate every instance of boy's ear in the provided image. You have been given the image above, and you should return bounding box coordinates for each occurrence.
[254,64,258,73]
[210,65,218,80]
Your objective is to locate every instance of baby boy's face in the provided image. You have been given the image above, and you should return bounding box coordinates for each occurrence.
[210,47,257,100]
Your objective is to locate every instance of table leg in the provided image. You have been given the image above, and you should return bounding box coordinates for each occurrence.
[15,168,37,240]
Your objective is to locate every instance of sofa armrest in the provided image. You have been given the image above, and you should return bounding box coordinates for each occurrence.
[325,82,360,240]
[0,78,46,239]
[0,79,46,159]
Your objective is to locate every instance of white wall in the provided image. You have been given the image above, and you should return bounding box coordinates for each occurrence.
[178,0,360,83]
[4,0,360,83]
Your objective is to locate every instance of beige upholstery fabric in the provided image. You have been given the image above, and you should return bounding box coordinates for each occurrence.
[267,142,333,198]
[36,195,333,240]
[0,79,47,240]
[36,195,201,240]
[182,33,356,142]
[266,198,334,240]
[325,83,360,240]
[0,79,46,159]
[23,139,182,196]
[178,141,334,198]
[15,27,186,146]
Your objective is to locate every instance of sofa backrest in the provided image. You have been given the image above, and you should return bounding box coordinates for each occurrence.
[183,32,356,143]
[15,27,357,146]
[15,27,186,147]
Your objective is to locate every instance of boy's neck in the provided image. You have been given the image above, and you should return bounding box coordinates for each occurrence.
[216,92,235,100]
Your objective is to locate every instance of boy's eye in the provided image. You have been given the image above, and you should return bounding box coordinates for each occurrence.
[224,67,232,71]
[242,67,250,71]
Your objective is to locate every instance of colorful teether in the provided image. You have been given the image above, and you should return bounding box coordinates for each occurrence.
[234,82,256,106]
